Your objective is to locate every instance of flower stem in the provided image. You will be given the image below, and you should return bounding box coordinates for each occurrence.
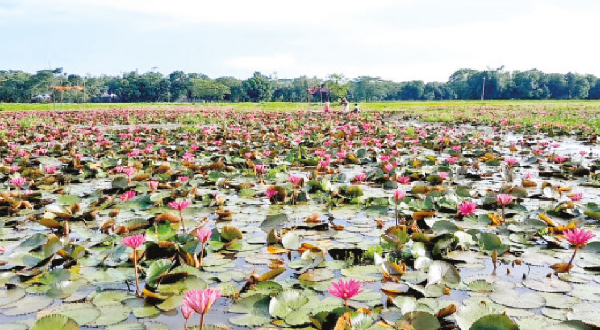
[179,210,186,232]
[567,245,578,273]
[199,242,205,268]
[200,313,205,330]
[395,203,398,226]
[183,319,187,330]
[501,205,505,222]
[133,252,141,297]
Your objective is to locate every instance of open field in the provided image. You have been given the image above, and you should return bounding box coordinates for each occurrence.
[0,105,599,329]
[3,100,600,132]
[4,100,600,111]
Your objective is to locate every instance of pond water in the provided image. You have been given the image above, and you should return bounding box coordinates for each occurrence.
[1,111,599,330]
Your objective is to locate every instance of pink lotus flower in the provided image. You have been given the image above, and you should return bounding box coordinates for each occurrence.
[0,246,5,253]
[9,165,21,172]
[169,199,192,232]
[379,155,391,162]
[122,167,135,177]
[122,234,146,249]
[318,160,330,168]
[10,177,26,187]
[392,188,406,201]
[178,176,189,182]
[445,157,458,164]
[564,228,595,247]
[196,228,212,243]
[458,201,477,216]
[579,150,587,156]
[148,181,159,192]
[169,199,191,211]
[255,164,266,174]
[337,150,347,159]
[569,193,583,202]
[183,288,221,330]
[397,176,410,184]
[383,163,394,173]
[354,173,367,182]
[265,188,278,201]
[328,278,362,308]
[182,153,195,162]
[263,150,271,157]
[452,145,460,152]
[505,158,518,166]
[554,156,568,164]
[122,234,146,297]
[496,194,513,205]
[195,228,212,268]
[496,193,513,222]
[438,172,449,180]
[181,303,194,328]
[121,190,136,202]
[563,228,595,273]
[244,151,252,159]
[289,174,302,185]
[44,165,57,174]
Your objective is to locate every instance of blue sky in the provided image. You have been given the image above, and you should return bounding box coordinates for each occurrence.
[1,0,598,82]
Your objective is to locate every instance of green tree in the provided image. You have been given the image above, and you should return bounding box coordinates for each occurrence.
[325,73,349,101]
[399,81,425,100]
[242,72,272,102]
[216,77,243,102]
[189,79,230,101]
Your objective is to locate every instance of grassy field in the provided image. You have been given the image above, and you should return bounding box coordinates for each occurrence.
[3,100,600,112]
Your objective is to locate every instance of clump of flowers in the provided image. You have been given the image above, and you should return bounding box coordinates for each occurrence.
[182,288,221,330]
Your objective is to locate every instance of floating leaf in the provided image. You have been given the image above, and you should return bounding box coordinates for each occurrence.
[32,315,79,330]
[470,314,519,330]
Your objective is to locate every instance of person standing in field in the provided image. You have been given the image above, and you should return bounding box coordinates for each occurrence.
[341,97,349,113]
[324,101,331,113]
[353,103,360,113]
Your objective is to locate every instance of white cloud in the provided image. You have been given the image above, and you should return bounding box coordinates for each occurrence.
[11,0,406,27]
[2,0,600,81]
[224,54,296,72]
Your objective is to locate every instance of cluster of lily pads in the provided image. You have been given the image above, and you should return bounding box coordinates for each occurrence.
[0,107,599,330]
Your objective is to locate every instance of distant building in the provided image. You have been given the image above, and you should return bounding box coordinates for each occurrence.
[100,92,119,102]
[31,94,52,102]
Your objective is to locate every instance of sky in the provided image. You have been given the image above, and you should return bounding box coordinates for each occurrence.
[0,0,598,82]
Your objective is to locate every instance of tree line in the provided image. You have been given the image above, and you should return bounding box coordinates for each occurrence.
[1,66,600,103]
